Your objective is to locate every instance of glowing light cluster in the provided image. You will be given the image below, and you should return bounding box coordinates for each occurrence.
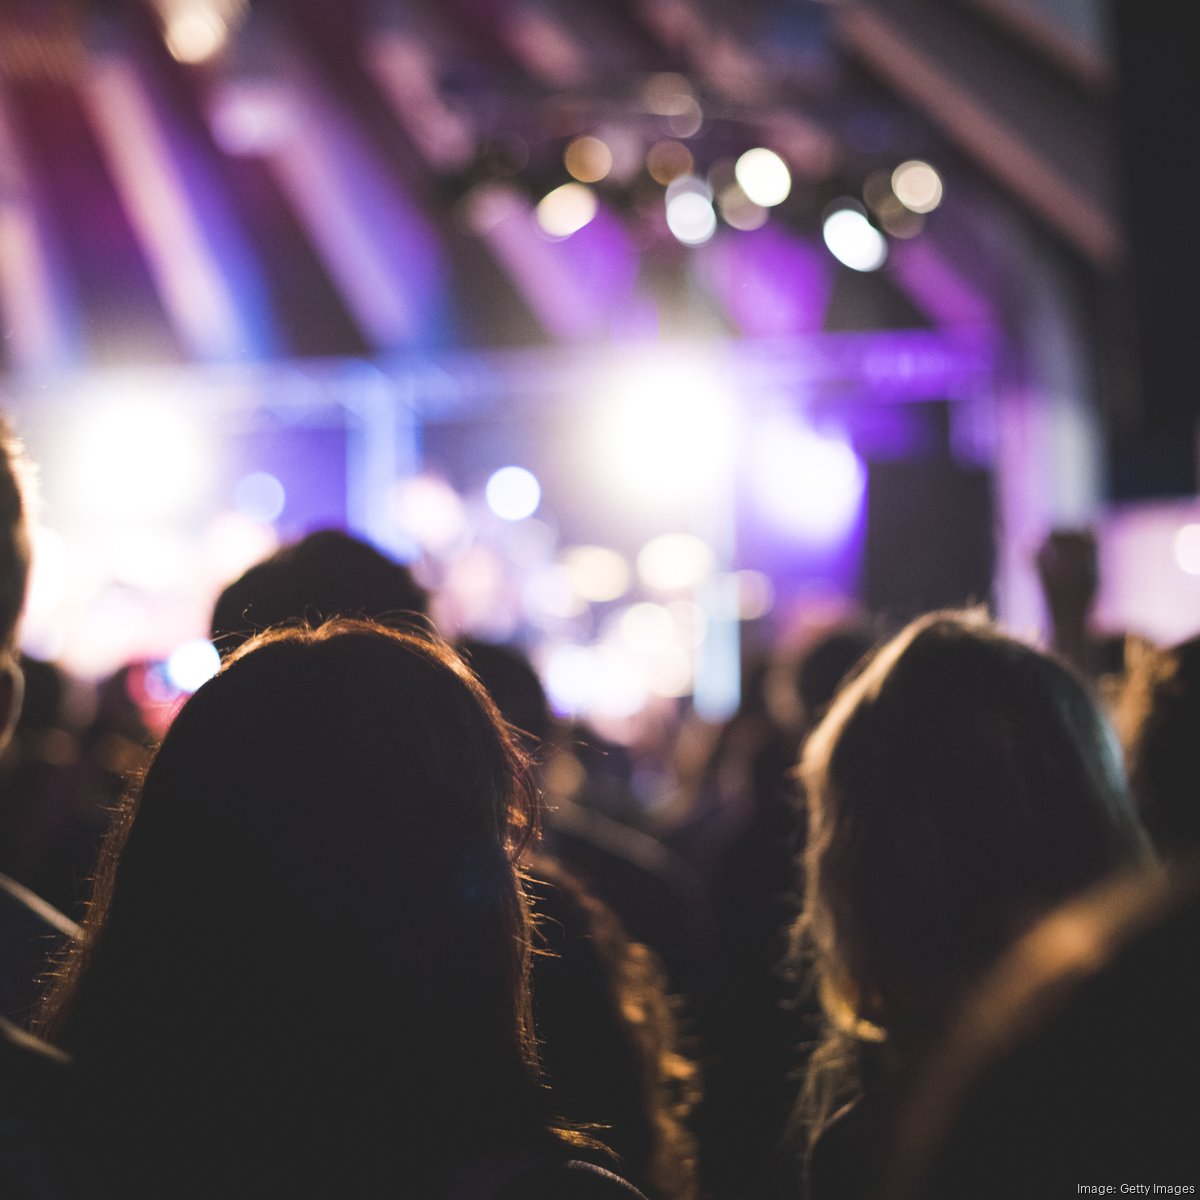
[166,638,221,692]
[665,177,716,246]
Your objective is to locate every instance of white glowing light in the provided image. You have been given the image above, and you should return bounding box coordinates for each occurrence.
[393,475,467,556]
[892,160,943,214]
[637,534,717,591]
[524,565,588,621]
[543,644,600,715]
[666,598,707,648]
[563,545,631,603]
[485,466,541,521]
[647,647,693,698]
[596,356,735,506]
[63,397,210,519]
[164,7,229,63]
[1174,524,1200,575]
[749,418,865,544]
[166,639,221,693]
[618,602,674,656]
[109,528,191,592]
[203,513,279,584]
[735,570,775,620]
[665,185,717,246]
[536,182,597,238]
[591,645,651,719]
[822,204,888,272]
[234,472,285,524]
[735,148,792,207]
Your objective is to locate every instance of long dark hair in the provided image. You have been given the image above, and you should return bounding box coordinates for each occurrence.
[38,619,544,1197]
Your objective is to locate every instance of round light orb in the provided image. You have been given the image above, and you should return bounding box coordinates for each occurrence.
[233,472,285,523]
[637,534,717,592]
[166,639,221,693]
[565,135,613,183]
[734,148,792,207]
[1174,523,1200,575]
[822,204,888,271]
[892,159,943,214]
[536,182,597,238]
[666,187,717,245]
[485,466,541,522]
[165,9,229,64]
[563,545,631,603]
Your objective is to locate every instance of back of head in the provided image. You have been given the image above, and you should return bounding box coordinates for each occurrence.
[890,863,1200,1198]
[457,638,552,750]
[1120,634,1200,856]
[41,620,541,1193]
[210,529,429,653]
[801,610,1148,1039]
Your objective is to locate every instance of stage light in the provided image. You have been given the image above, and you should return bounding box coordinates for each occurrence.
[646,140,694,185]
[647,647,692,698]
[485,466,541,521]
[665,179,717,245]
[565,135,613,183]
[734,570,774,620]
[822,203,888,271]
[563,545,630,602]
[595,354,735,506]
[524,564,588,621]
[734,148,792,207]
[637,533,717,591]
[1174,524,1200,575]
[536,182,597,238]
[164,9,227,63]
[643,73,696,117]
[892,160,943,214]
[203,513,279,584]
[543,644,599,715]
[234,472,285,523]
[166,639,220,693]
[717,183,768,231]
[63,396,210,519]
[749,417,865,544]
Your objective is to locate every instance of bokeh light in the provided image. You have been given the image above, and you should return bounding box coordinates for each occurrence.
[563,545,631,602]
[646,140,694,186]
[595,356,734,506]
[163,7,229,63]
[233,471,285,523]
[734,148,792,207]
[485,466,541,521]
[637,533,717,591]
[393,475,468,556]
[564,135,613,183]
[166,638,221,692]
[734,570,775,620]
[717,183,768,231]
[536,182,597,238]
[665,177,717,245]
[1174,523,1200,575]
[643,72,696,117]
[892,159,943,214]
[822,203,888,271]
[618,602,674,655]
[749,417,865,544]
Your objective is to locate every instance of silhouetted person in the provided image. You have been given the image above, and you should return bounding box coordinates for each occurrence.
[790,610,1150,1199]
[527,854,699,1200]
[888,863,1200,1198]
[209,528,429,654]
[37,621,647,1198]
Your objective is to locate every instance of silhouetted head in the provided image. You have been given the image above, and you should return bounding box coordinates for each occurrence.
[889,863,1200,1198]
[0,418,32,749]
[210,529,429,654]
[800,610,1149,1043]
[1119,634,1200,857]
[41,620,543,1194]
[457,637,552,751]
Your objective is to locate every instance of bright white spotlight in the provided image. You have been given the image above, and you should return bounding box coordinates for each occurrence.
[536,182,597,238]
[892,159,943,214]
[1174,524,1200,575]
[64,396,210,519]
[543,644,600,716]
[485,466,541,521]
[234,472,285,523]
[823,203,888,271]
[163,6,229,63]
[734,148,792,207]
[749,417,865,545]
[393,475,467,556]
[596,356,735,507]
[665,187,717,246]
[166,639,221,693]
[637,533,717,591]
[618,602,674,656]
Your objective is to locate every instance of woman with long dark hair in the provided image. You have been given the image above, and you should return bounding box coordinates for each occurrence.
[791,610,1151,1198]
[36,620,645,1199]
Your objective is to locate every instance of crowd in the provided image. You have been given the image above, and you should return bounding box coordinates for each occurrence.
[0,415,1196,1198]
